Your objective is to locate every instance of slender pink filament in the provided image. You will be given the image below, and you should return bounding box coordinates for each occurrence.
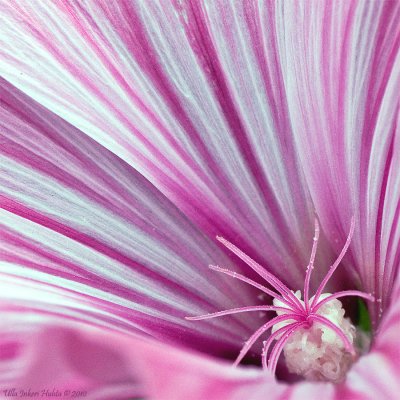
[261,322,304,370]
[308,314,355,355]
[185,305,293,321]
[209,265,302,311]
[268,322,308,376]
[312,290,375,313]
[216,236,303,310]
[311,217,355,308]
[262,341,268,370]
[304,218,320,312]
[233,313,303,367]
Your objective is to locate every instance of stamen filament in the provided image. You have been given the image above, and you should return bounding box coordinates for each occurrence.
[308,314,355,355]
[185,305,292,321]
[233,313,303,367]
[304,218,320,312]
[261,322,304,370]
[311,217,355,308]
[187,216,374,382]
[268,322,308,376]
[209,265,303,311]
[312,290,375,313]
[216,236,303,310]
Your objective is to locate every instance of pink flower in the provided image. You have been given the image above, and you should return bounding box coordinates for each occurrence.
[0,1,399,399]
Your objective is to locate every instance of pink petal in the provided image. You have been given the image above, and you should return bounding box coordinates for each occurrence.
[0,317,143,400]
[9,306,399,400]
[131,339,279,400]
[4,269,400,399]
[342,271,400,400]
[0,316,266,400]
[275,1,400,317]
[2,2,397,307]
[0,0,318,289]
[0,309,338,400]
[0,79,264,354]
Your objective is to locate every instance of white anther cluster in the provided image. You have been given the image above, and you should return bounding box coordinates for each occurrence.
[273,292,356,382]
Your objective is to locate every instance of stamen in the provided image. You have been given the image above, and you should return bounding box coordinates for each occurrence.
[209,265,302,310]
[307,314,355,356]
[185,305,291,321]
[233,313,303,367]
[261,322,305,370]
[310,217,355,308]
[186,217,374,382]
[216,236,303,310]
[268,322,308,376]
[304,218,320,312]
[312,290,375,313]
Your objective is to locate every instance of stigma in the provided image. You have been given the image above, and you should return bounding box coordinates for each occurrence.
[187,217,375,382]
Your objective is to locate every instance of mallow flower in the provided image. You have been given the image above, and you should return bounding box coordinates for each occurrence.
[0,0,399,399]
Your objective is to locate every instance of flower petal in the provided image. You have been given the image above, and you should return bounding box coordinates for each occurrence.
[121,271,400,400]
[343,272,400,399]
[0,79,263,354]
[0,0,318,288]
[274,1,400,313]
[0,311,282,400]
[0,286,331,400]
[0,316,144,400]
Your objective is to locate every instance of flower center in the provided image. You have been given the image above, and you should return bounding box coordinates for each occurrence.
[271,291,356,382]
[187,217,374,383]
